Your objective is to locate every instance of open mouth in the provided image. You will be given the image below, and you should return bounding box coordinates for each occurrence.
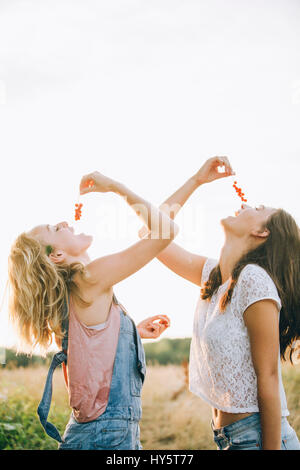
[235,205,245,217]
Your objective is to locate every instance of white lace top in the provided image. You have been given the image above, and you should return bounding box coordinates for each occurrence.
[189,258,289,416]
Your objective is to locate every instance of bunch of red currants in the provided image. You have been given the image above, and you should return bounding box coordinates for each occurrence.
[74,179,94,221]
[233,181,247,203]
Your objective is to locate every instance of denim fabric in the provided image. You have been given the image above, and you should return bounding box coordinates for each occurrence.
[58,308,146,450]
[37,299,69,442]
[37,350,68,442]
[212,413,300,450]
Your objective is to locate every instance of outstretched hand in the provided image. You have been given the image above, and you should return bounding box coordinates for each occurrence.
[194,156,235,185]
[80,171,116,195]
[137,315,170,339]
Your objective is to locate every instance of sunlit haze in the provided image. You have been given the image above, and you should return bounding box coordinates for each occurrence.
[0,0,300,353]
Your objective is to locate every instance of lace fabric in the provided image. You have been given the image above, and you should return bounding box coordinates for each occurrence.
[189,258,289,415]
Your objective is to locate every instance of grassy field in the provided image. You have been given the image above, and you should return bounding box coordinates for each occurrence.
[0,363,299,450]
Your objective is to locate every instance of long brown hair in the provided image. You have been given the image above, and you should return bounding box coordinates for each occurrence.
[201,209,300,363]
[8,233,93,354]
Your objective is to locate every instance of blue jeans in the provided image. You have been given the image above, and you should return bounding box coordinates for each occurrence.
[212,413,300,450]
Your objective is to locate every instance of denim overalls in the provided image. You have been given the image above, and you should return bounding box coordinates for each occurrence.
[37,294,146,450]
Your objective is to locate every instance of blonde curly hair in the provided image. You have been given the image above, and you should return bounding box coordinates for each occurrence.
[8,232,92,354]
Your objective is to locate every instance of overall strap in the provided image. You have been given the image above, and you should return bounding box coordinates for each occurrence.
[112,292,126,315]
[37,296,69,443]
[61,296,69,359]
[113,293,146,382]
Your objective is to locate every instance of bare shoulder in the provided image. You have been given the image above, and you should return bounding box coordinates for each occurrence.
[72,267,100,299]
[71,271,114,326]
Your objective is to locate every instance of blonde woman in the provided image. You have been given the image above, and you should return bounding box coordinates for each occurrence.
[139,157,300,450]
[8,171,179,450]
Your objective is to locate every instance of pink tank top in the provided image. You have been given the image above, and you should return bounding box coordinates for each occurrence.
[63,295,121,423]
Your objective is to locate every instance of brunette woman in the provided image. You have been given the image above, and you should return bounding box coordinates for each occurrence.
[139,157,300,450]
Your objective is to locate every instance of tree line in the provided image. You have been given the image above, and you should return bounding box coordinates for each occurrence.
[1,338,192,369]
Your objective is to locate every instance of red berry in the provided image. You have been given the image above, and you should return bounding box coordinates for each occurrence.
[233,180,247,203]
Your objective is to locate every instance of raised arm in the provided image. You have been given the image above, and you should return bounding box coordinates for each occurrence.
[78,171,179,291]
[138,157,235,286]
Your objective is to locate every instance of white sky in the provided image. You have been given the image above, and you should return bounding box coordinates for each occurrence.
[0,0,300,351]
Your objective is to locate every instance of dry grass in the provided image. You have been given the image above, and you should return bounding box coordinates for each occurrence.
[140,365,213,449]
[0,363,299,450]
